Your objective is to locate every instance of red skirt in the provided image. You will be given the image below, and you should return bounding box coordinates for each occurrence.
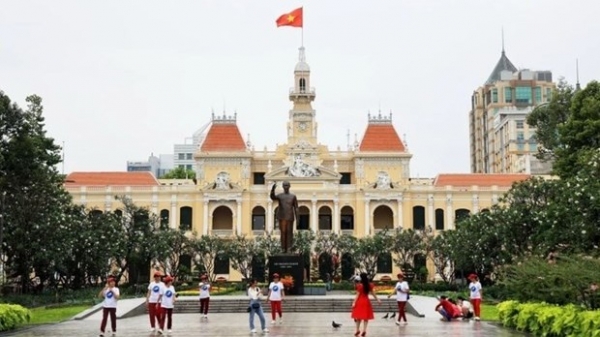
[351,295,374,320]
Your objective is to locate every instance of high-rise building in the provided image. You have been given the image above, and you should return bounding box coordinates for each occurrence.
[126,154,173,177]
[469,48,555,173]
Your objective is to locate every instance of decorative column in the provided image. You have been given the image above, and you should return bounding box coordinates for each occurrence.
[151,189,158,215]
[236,198,243,235]
[170,194,177,229]
[80,186,87,207]
[333,199,340,233]
[396,195,403,229]
[445,194,453,230]
[267,200,273,233]
[203,200,209,235]
[472,194,480,213]
[427,194,434,229]
[311,199,318,232]
[364,198,371,236]
[102,187,111,211]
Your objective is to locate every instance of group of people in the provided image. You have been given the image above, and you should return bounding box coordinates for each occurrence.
[435,274,483,322]
[96,270,482,336]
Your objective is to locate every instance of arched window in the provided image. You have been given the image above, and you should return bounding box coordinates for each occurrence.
[455,209,471,223]
[160,209,170,229]
[373,205,393,231]
[340,206,354,230]
[318,206,332,230]
[435,209,444,230]
[179,206,193,230]
[299,78,306,92]
[412,206,425,230]
[252,206,266,231]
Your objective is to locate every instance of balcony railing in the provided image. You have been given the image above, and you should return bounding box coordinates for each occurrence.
[341,229,354,236]
[289,87,316,95]
[212,229,233,237]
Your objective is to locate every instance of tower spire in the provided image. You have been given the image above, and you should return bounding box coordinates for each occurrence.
[298,46,306,63]
[576,58,581,91]
[501,27,505,53]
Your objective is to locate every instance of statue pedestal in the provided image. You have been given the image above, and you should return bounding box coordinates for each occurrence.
[269,255,305,295]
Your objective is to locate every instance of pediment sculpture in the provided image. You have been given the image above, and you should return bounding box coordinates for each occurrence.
[211,171,233,190]
[287,155,321,177]
[374,171,393,189]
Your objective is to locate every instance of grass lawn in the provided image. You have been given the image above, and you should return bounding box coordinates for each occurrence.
[481,303,499,321]
[28,305,90,325]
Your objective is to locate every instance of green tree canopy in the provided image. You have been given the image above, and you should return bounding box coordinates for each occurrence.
[161,166,195,179]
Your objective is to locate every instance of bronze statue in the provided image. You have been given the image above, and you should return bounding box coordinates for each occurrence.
[270,181,298,253]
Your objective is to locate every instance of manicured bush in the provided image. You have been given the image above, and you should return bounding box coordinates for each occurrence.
[0,304,31,331]
[498,300,600,337]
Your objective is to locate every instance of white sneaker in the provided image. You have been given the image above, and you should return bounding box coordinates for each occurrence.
[98,333,104,337]
[271,320,276,325]
[250,329,257,333]
[204,314,208,319]
[263,328,270,333]
[395,321,400,326]
[474,317,481,321]
[157,329,164,335]
[150,328,156,332]
[167,330,172,334]
[278,318,283,325]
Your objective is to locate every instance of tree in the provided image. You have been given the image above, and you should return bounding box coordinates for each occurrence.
[353,230,393,278]
[429,231,458,284]
[554,81,600,178]
[291,230,315,256]
[152,228,190,280]
[527,78,575,161]
[161,166,195,179]
[255,231,282,281]
[0,92,72,292]
[226,234,260,281]
[189,234,226,282]
[390,228,427,270]
[314,232,340,277]
[110,196,161,284]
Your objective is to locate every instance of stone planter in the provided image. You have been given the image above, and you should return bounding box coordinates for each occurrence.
[304,287,326,295]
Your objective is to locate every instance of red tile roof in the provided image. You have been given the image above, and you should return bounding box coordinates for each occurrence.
[65,172,159,186]
[359,124,406,152]
[200,123,247,152]
[433,174,530,187]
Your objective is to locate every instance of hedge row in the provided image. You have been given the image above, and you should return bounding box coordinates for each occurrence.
[0,304,31,332]
[498,300,600,337]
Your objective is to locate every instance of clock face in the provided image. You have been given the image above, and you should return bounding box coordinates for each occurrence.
[298,122,308,132]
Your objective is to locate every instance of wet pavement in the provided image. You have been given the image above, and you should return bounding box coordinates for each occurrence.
[4,312,524,337]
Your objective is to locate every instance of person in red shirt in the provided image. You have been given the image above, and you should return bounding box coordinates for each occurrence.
[435,296,459,321]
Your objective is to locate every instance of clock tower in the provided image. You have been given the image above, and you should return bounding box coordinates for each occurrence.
[287,46,317,146]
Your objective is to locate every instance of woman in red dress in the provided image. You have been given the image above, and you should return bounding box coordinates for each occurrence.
[351,273,381,336]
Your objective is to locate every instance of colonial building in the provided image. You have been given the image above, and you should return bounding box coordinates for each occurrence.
[65,47,530,281]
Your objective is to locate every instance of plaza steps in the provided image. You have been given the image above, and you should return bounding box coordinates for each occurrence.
[130,296,423,318]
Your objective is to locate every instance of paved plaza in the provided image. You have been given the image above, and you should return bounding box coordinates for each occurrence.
[4,311,523,337]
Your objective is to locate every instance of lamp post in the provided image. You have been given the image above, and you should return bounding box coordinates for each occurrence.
[0,191,5,284]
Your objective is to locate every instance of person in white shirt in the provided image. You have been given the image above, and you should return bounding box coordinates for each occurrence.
[247,278,268,334]
[457,296,474,319]
[468,274,483,321]
[98,276,120,337]
[387,272,409,325]
[199,274,211,318]
[146,272,164,332]
[157,276,177,334]
[267,273,285,324]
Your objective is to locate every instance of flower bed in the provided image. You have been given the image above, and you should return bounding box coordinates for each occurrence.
[497,300,600,336]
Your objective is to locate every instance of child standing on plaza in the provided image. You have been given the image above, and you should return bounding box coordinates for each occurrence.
[157,276,177,335]
[351,273,381,337]
[146,272,164,332]
[247,278,269,334]
[199,274,211,319]
[468,274,482,321]
[387,272,409,325]
[267,273,285,325]
[98,276,120,337]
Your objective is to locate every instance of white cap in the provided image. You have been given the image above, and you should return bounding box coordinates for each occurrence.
[354,276,361,282]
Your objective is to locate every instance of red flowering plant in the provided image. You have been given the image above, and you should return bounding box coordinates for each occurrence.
[281,275,294,290]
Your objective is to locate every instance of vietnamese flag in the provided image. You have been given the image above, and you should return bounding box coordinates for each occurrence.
[276,7,303,28]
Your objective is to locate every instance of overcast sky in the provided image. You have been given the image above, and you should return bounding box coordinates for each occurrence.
[1,0,599,177]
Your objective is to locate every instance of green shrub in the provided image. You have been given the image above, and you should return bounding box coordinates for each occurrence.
[496,256,600,307]
[0,304,31,331]
[497,300,600,337]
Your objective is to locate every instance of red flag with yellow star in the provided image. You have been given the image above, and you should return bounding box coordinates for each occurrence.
[276,7,303,28]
